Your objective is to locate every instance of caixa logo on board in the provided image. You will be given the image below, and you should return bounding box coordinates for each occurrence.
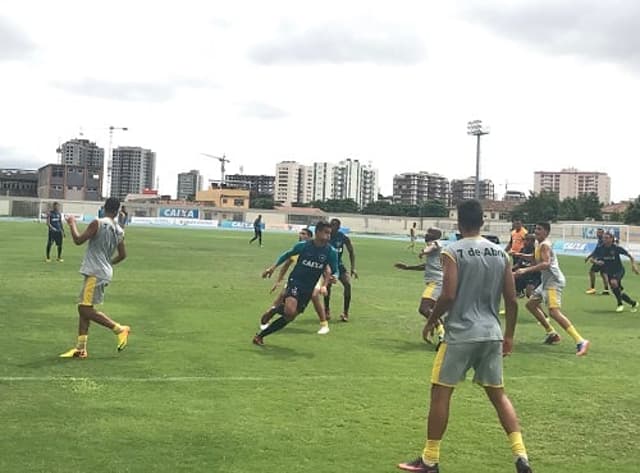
[159,207,199,219]
[563,242,586,251]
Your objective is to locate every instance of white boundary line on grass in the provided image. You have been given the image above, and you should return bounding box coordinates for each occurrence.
[0,374,625,382]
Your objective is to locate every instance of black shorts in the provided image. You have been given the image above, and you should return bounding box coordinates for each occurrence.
[284,284,312,313]
[590,264,604,273]
[606,270,625,287]
[525,272,542,287]
[48,231,62,246]
[338,264,347,278]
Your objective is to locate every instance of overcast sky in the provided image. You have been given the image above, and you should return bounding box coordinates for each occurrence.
[1,0,638,201]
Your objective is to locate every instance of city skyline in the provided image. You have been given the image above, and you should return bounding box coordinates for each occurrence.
[1,2,639,202]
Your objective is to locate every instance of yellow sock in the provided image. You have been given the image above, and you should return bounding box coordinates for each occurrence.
[565,325,583,343]
[545,325,556,334]
[422,439,441,465]
[320,321,328,327]
[508,432,527,460]
[436,325,445,337]
[112,324,123,334]
[76,335,88,350]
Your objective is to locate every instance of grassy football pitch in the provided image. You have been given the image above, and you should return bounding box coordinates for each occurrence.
[1,221,639,473]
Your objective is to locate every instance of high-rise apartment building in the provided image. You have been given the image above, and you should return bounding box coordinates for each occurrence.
[110,146,156,201]
[450,177,495,204]
[393,172,450,205]
[176,169,203,200]
[275,161,303,205]
[359,164,379,207]
[533,168,611,203]
[58,138,104,169]
[277,159,378,207]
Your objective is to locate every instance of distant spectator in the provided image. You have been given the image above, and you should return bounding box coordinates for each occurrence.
[118,206,129,227]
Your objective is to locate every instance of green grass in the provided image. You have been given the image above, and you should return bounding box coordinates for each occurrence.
[1,221,639,473]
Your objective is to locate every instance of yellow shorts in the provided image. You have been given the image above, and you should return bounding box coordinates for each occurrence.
[422,281,442,301]
[78,275,109,306]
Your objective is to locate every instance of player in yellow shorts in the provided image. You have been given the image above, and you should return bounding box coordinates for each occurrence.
[395,228,445,348]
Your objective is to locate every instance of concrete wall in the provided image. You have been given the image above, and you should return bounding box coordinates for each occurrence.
[2,196,640,245]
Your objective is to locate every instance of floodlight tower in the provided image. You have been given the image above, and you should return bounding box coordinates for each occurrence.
[467,119,490,200]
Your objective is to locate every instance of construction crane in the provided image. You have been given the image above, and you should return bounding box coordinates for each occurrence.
[201,153,230,182]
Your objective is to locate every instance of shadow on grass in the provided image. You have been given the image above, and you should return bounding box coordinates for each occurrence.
[369,337,435,354]
[240,343,316,360]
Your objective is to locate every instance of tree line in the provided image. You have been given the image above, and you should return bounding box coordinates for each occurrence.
[251,192,640,224]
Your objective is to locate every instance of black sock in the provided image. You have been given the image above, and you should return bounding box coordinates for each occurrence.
[57,246,62,258]
[612,287,623,305]
[46,242,52,258]
[621,293,636,306]
[259,316,289,337]
[343,286,351,314]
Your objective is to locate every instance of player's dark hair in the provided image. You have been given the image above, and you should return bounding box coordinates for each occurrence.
[330,218,340,226]
[315,220,331,233]
[425,227,442,241]
[302,228,313,238]
[536,222,551,234]
[457,200,483,232]
[104,197,121,214]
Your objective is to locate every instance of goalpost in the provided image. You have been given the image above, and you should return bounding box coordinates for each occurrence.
[559,223,631,248]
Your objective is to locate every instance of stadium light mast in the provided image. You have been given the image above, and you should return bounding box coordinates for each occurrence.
[467,119,490,200]
[105,126,128,198]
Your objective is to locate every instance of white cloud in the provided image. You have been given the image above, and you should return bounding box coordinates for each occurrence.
[0,16,37,61]
[249,23,426,65]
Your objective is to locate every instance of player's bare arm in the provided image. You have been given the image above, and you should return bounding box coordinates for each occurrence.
[394,262,426,271]
[271,259,293,292]
[66,216,98,245]
[515,244,551,276]
[502,259,518,356]
[111,241,127,266]
[345,237,358,278]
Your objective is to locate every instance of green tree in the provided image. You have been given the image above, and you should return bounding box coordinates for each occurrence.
[577,193,603,220]
[624,196,640,225]
[559,197,584,220]
[420,200,449,217]
[250,197,275,209]
[311,199,359,213]
[514,191,560,222]
[558,193,603,220]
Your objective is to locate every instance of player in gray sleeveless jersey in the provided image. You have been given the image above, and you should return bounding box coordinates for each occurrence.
[394,228,445,347]
[59,197,131,359]
[398,200,533,473]
[515,222,590,356]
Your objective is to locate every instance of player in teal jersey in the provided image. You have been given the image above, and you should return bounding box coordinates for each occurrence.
[324,218,358,322]
[253,221,339,345]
